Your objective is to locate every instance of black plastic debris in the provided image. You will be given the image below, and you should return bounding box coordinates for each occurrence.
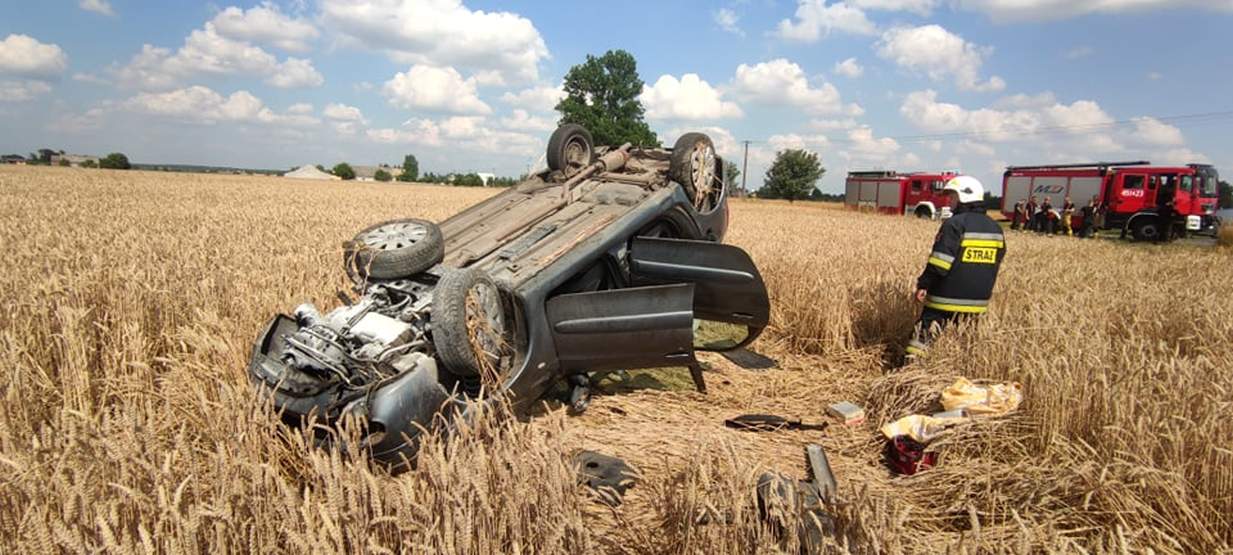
[722,347,778,370]
[724,414,828,432]
[573,450,637,506]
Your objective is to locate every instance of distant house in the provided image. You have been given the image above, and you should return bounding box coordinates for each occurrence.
[1,154,26,165]
[49,154,99,167]
[352,164,403,182]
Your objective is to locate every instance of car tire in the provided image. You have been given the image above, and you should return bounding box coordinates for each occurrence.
[344,218,444,281]
[670,132,720,213]
[431,268,514,382]
[546,124,594,178]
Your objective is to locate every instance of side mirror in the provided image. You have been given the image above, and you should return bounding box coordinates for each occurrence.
[693,319,753,351]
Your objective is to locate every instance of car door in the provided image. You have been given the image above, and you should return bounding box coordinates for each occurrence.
[546,283,697,372]
[629,237,770,351]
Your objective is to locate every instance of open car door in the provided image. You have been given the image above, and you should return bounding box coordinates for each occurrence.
[630,237,770,351]
[546,283,697,373]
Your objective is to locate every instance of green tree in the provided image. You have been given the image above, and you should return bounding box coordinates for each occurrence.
[760,149,824,202]
[1219,180,1232,209]
[556,49,658,147]
[374,169,392,182]
[723,160,742,196]
[332,163,356,180]
[58,159,71,167]
[398,154,419,182]
[80,159,98,168]
[99,153,131,170]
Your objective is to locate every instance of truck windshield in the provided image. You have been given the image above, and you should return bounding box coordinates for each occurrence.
[1201,174,1219,196]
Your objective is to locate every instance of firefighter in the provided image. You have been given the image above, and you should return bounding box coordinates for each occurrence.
[906,175,1007,358]
[1061,196,1075,236]
[1025,196,1039,231]
[1078,197,1098,238]
[1010,199,1025,230]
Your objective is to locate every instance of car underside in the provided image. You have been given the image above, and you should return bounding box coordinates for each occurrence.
[248,125,770,470]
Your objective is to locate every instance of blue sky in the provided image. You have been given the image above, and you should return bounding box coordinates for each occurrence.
[1,0,1230,192]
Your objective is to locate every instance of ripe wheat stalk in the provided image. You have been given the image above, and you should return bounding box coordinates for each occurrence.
[0,166,1229,553]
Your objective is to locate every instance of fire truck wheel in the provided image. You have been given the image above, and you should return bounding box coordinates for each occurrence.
[914,206,932,219]
[1130,218,1162,242]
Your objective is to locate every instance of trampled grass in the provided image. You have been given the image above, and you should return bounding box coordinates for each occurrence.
[1,166,1230,553]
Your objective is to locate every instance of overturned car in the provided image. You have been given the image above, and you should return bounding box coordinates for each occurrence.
[249,125,771,469]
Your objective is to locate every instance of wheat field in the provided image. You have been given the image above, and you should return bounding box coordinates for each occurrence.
[1,165,1230,553]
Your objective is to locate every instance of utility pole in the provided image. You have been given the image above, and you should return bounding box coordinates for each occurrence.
[740,140,751,197]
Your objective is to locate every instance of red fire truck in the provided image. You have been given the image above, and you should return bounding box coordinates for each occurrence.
[844,170,957,219]
[1000,161,1220,240]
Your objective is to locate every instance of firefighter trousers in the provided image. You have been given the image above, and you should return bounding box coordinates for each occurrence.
[905,307,969,357]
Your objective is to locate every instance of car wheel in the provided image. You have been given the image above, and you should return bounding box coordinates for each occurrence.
[431,268,515,384]
[546,124,594,178]
[344,218,444,281]
[670,132,721,214]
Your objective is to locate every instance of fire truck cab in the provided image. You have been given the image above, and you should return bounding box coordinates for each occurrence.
[845,170,957,219]
[1001,161,1220,241]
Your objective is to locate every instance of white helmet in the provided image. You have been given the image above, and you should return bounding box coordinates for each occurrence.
[943,175,985,204]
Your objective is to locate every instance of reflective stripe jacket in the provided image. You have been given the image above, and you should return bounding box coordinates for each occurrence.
[916,206,1006,314]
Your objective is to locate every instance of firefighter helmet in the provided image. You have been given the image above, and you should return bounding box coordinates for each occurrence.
[943,175,985,204]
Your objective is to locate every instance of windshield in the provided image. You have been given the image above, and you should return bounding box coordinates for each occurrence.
[1201,173,1219,197]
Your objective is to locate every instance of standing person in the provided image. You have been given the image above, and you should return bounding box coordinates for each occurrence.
[1078,197,1098,238]
[906,176,1008,358]
[1039,197,1055,234]
[1011,200,1025,230]
[1061,196,1075,236]
[1025,196,1039,232]
[1156,176,1176,242]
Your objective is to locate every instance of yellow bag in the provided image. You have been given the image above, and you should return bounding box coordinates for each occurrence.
[941,377,1022,417]
[880,414,950,442]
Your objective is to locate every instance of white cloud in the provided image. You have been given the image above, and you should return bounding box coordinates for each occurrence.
[113,24,323,89]
[665,126,740,158]
[731,59,860,115]
[777,1,877,42]
[713,8,743,36]
[323,102,365,122]
[287,102,314,114]
[369,115,542,157]
[320,0,549,84]
[876,25,1005,92]
[1064,45,1093,60]
[832,57,863,78]
[0,34,68,79]
[500,84,565,112]
[851,0,937,15]
[641,74,742,120]
[79,0,115,16]
[500,109,555,132]
[72,72,109,85]
[895,89,1196,162]
[123,85,320,126]
[846,126,900,158]
[48,106,109,133]
[1131,117,1184,146]
[1146,71,1163,81]
[767,133,830,154]
[809,118,859,131]
[382,64,490,114]
[211,3,319,53]
[0,80,52,102]
[1156,147,1210,165]
[955,0,1233,22]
